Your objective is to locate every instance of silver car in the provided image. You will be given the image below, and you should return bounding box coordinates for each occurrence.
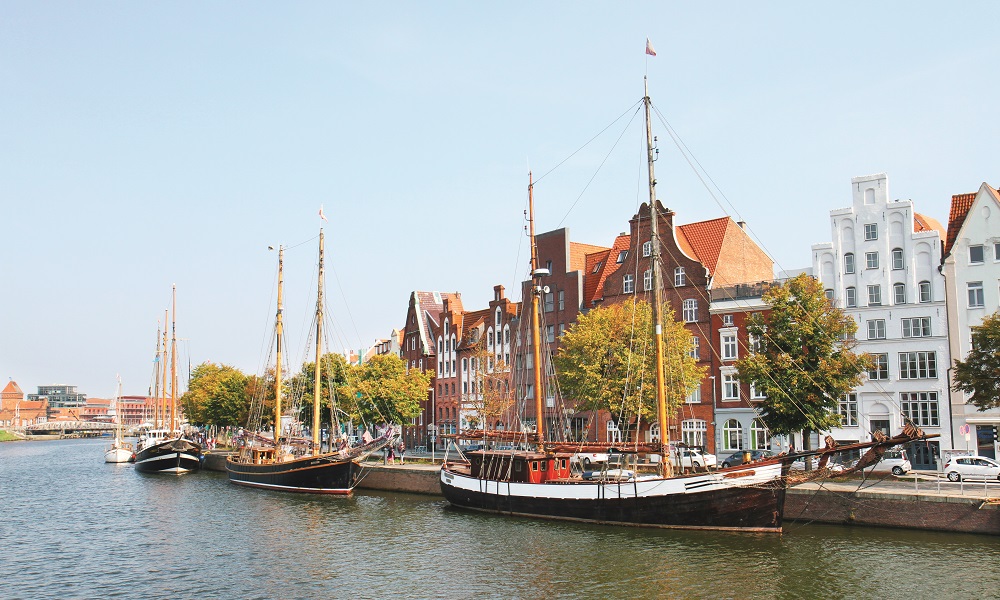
[943,455,1000,482]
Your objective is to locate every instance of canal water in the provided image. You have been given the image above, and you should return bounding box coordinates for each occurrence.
[2,438,998,599]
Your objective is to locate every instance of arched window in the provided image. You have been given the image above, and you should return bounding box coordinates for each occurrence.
[649,422,660,443]
[495,308,502,326]
[724,419,743,451]
[844,252,855,274]
[750,419,769,450]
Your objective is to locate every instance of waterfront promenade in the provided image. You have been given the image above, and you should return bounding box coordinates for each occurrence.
[202,450,1000,535]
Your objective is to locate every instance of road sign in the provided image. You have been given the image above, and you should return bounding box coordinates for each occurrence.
[959,424,971,435]
[427,424,438,433]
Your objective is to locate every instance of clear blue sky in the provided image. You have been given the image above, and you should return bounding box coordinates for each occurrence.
[2,2,997,399]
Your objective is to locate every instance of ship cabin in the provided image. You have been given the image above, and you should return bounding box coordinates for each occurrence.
[467,450,574,483]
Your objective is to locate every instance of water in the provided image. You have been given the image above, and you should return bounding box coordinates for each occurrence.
[2,439,998,599]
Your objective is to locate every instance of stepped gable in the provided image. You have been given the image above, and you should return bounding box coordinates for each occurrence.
[945,192,977,256]
[583,234,629,307]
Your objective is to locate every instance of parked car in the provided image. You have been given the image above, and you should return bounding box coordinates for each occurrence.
[671,447,717,469]
[572,452,610,468]
[789,456,845,473]
[873,448,911,476]
[721,449,775,468]
[943,455,1000,482]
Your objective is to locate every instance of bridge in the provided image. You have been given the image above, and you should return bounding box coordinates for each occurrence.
[24,421,117,435]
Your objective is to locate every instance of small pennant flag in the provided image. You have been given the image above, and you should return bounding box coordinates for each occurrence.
[319,205,329,222]
[645,38,657,57]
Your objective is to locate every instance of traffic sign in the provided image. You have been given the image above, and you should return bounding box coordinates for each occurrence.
[959,424,971,435]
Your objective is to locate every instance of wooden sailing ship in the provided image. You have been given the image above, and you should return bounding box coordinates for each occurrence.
[134,286,202,474]
[439,77,935,531]
[226,230,390,494]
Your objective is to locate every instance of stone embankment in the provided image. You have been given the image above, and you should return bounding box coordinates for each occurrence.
[202,452,1000,535]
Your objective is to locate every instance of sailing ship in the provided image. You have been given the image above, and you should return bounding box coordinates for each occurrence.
[439,78,935,531]
[226,230,390,494]
[134,285,202,474]
[103,376,134,463]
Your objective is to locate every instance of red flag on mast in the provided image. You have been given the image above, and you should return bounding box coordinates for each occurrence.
[645,38,657,57]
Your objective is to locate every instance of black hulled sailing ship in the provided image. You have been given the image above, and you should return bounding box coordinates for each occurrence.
[134,286,202,474]
[440,77,934,531]
[226,230,389,494]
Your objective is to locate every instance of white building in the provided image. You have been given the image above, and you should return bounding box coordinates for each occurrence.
[812,173,949,470]
[941,182,1000,459]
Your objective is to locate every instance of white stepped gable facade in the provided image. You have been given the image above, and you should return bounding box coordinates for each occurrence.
[812,173,950,470]
[942,182,1000,458]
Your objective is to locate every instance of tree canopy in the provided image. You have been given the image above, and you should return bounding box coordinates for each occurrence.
[347,353,430,426]
[180,362,252,427]
[292,352,352,425]
[554,299,704,423]
[735,274,872,437]
[952,311,1000,411]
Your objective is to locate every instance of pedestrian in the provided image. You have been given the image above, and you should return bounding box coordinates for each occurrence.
[387,444,395,465]
[398,441,405,465]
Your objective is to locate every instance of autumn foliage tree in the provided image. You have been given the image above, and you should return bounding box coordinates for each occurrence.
[735,274,872,445]
[555,299,704,425]
[952,311,1000,411]
[181,362,252,427]
[346,354,431,426]
[462,333,515,430]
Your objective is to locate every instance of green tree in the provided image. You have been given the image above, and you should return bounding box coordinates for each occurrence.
[555,299,704,423]
[181,362,252,427]
[347,354,431,426]
[952,311,1000,411]
[735,274,872,443]
[293,352,353,425]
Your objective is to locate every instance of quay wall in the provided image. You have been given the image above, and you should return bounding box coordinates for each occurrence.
[203,457,999,534]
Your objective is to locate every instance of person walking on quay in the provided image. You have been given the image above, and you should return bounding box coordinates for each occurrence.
[397,441,405,465]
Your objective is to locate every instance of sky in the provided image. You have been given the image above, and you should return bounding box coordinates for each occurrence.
[2,2,998,399]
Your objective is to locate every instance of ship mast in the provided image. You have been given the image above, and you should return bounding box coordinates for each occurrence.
[153,322,162,429]
[170,285,177,435]
[528,173,546,444]
[274,246,285,448]
[160,317,168,430]
[644,77,672,478]
[312,231,324,455]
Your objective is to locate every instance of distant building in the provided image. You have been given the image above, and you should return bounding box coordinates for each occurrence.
[941,182,1000,459]
[812,173,949,470]
[0,380,48,427]
[28,384,87,408]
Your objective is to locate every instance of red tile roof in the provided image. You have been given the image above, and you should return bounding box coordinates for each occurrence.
[2,380,23,396]
[676,217,730,274]
[945,193,976,257]
[913,212,945,237]
[584,234,630,306]
[569,242,610,273]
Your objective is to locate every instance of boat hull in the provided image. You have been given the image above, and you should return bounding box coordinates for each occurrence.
[226,454,362,495]
[134,438,202,474]
[104,446,134,463]
[440,462,786,532]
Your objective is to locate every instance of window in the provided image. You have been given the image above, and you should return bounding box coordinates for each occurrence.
[838,394,858,427]
[558,290,564,311]
[866,251,879,270]
[544,292,554,312]
[546,260,552,273]
[686,387,701,404]
[846,287,857,308]
[893,283,906,305]
[617,250,628,263]
[722,333,738,360]
[722,314,734,326]
[867,319,886,340]
[902,317,931,338]
[558,324,564,337]
[462,358,467,373]
[750,382,766,399]
[683,299,698,322]
[546,325,555,343]
[869,353,889,380]
[900,392,939,427]
[968,282,984,308]
[674,267,686,286]
[899,351,937,379]
[749,329,764,353]
[642,241,651,257]
[623,274,634,294]
[722,372,739,401]
[750,419,769,449]
[488,331,494,348]
[891,248,904,270]
[868,285,881,306]
[995,242,1000,261]
[682,420,707,448]
[825,289,835,301]
[592,261,603,274]
[864,223,878,240]
[918,281,932,303]
[723,419,743,451]
[969,245,985,264]
[643,269,652,291]
[689,336,700,360]
[844,253,855,274]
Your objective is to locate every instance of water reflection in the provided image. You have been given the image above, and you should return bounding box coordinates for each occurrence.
[1,439,997,599]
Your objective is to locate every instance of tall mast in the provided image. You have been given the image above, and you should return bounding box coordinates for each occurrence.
[161,312,168,430]
[644,77,672,477]
[153,322,162,429]
[312,231,324,455]
[170,285,177,435]
[274,246,285,446]
[528,173,546,443]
